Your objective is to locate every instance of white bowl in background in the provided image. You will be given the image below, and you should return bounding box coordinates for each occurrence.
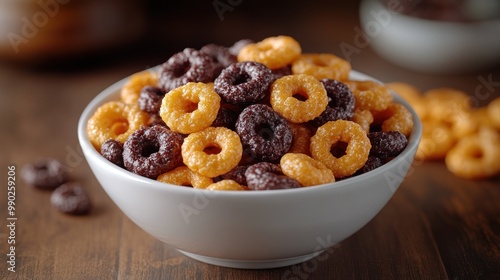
[77,69,422,269]
[360,0,500,73]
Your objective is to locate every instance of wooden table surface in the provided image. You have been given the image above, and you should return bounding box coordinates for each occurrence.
[1,1,500,279]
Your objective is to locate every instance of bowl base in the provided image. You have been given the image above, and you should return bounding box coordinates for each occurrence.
[177,249,326,269]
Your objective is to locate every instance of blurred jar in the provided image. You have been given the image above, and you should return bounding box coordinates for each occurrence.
[0,0,146,62]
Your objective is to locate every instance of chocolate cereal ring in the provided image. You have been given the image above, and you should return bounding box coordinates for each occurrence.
[182,126,242,177]
[200,43,237,77]
[237,36,301,70]
[86,101,149,150]
[235,104,292,162]
[160,82,221,134]
[245,162,302,190]
[138,86,166,114]
[51,182,92,215]
[120,70,158,105]
[270,74,328,123]
[157,166,213,189]
[310,79,355,127]
[280,153,335,187]
[123,125,183,179]
[214,61,273,105]
[100,139,124,168]
[368,131,408,159]
[21,158,68,190]
[291,53,351,80]
[158,48,216,92]
[311,120,371,178]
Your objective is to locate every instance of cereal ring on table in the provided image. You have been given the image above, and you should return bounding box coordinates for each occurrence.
[372,103,414,137]
[200,44,237,76]
[310,120,371,178]
[237,35,301,70]
[423,88,471,122]
[120,70,158,105]
[368,131,408,159]
[214,61,273,105]
[351,108,374,133]
[87,101,149,150]
[51,182,92,215]
[100,139,124,168]
[182,126,242,178]
[123,125,183,179]
[310,79,355,127]
[158,48,216,92]
[415,120,456,160]
[245,162,302,190]
[219,165,249,186]
[344,80,393,112]
[270,74,328,123]
[280,153,335,187]
[160,82,221,134]
[487,97,500,129]
[386,82,427,119]
[291,53,351,81]
[21,158,68,190]
[138,86,166,114]
[445,127,500,179]
[206,180,247,191]
[235,104,292,162]
[157,166,213,189]
[289,123,313,155]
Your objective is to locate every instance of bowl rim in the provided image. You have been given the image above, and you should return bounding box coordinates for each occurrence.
[77,67,423,197]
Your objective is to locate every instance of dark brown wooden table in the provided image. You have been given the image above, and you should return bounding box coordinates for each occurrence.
[1,1,499,279]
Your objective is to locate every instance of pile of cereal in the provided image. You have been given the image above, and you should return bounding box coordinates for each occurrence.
[86,35,413,190]
[388,82,500,179]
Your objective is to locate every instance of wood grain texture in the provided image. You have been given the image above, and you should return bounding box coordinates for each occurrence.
[1,2,500,279]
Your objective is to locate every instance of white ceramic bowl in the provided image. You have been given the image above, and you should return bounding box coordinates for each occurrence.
[360,0,500,73]
[77,69,422,269]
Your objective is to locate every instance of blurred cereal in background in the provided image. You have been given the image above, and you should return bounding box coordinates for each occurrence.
[388,82,500,179]
[0,0,146,63]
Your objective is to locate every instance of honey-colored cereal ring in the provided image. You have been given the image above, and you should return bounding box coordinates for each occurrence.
[386,82,427,119]
[310,120,371,178]
[86,101,149,150]
[270,74,328,123]
[120,71,158,105]
[344,80,393,112]
[182,126,242,177]
[291,53,351,81]
[280,153,335,187]
[288,123,313,155]
[160,82,221,134]
[423,88,471,122]
[415,120,455,161]
[157,166,213,189]
[206,179,247,191]
[373,103,414,137]
[487,97,500,129]
[350,108,374,133]
[445,127,500,179]
[237,36,301,70]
